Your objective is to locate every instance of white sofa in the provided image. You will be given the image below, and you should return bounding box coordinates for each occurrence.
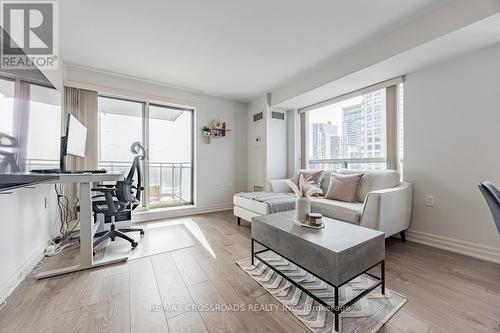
[234,169,412,239]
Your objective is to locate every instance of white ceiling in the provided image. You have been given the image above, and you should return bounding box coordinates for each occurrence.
[61,0,443,102]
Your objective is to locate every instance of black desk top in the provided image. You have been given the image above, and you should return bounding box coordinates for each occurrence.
[0,172,125,193]
[0,174,59,192]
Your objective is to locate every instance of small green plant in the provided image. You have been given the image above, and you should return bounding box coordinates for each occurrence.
[201,126,210,132]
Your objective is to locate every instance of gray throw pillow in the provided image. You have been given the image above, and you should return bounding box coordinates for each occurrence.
[293,170,324,196]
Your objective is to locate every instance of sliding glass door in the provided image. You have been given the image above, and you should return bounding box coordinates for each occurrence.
[148,104,193,207]
[98,96,144,174]
[98,96,193,209]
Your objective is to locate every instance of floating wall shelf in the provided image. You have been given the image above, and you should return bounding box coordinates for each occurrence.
[202,122,231,144]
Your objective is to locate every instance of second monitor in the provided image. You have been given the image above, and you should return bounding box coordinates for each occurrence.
[60,114,87,172]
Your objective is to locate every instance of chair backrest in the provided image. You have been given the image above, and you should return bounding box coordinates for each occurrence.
[115,142,146,210]
[478,181,500,234]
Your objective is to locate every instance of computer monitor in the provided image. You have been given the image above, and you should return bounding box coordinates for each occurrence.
[59,114,87,172]
[66,114,87,157]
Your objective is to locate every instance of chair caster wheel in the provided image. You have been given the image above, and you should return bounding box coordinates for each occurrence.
[140,231,145,237]
[131,241,138,248]
[93,251,96,256]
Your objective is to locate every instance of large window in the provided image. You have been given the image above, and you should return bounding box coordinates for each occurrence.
[98,96,193,209]
[26,83,62,169]
[148,104,193,207]
[306,88,388,170]
[0,77,61,172]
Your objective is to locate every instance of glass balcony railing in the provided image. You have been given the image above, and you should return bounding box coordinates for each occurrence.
[20,159,192,208]
[308,158,387,171]
[98,160,192,208]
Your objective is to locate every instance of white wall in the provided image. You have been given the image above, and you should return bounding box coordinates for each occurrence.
[266,108,288,181]
[245,94,289,190]
[65,65,247,217]
[246,95,267,191]
[286,109,300,178]
[0,185,58,301]
[404,43,500,262]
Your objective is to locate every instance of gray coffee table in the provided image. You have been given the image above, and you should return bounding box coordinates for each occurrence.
[251,210,385,332]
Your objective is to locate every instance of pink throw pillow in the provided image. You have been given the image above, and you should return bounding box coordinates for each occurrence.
[325,173,364,203]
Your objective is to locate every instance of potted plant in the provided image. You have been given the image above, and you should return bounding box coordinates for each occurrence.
[286,175,323,223]
[201,126,211,136]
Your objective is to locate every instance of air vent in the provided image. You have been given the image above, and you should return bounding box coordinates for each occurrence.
[253,112,263,122]
[271,111,285,120]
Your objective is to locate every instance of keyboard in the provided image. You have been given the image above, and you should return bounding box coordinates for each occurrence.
[31,169,108,174]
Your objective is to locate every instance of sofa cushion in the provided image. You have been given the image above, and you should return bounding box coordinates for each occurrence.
[320,170,336,194]
[338,169,400,203]
[292,169,324,186]
[292,169,324,196]
[324,173,364,203]
[310,197,364,224]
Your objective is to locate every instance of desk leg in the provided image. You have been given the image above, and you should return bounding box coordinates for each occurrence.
[334,286,339,332]
[36,181,128,279]
[79,181,93,266]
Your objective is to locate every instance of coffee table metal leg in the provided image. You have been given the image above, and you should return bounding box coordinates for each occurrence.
[334,286,339,332]
[251,238,254,266]
[381,260,385,295]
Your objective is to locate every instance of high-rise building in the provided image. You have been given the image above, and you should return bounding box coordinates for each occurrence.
[342,89,386,159]
[362,89,386,158]
[310,122,339,159]
[342,103,364,158]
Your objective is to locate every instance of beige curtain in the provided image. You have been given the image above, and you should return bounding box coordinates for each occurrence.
[386,85,398,171]
[63,86,99,211]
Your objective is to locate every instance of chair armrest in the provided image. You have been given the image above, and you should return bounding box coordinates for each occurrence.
[268,179,293,193]
[92,187,115,192]
[360,182,412,237]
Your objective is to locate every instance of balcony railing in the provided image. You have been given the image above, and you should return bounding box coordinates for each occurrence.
[24,158,59,170]
[308,157,387,170]
[98,160,192,207]
[23,158,192,207]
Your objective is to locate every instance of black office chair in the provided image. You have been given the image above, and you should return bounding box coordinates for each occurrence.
[92,142,146,249]
[478,181,500,234]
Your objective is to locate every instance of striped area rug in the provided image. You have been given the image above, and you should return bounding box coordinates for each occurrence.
[237,251,406,333]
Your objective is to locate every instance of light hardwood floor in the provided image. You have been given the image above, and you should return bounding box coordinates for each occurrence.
[1,211,499,333]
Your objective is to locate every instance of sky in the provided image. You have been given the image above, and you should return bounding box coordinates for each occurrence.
[307,95,363,136]
[99,98,192,163]
[1,92,192,167]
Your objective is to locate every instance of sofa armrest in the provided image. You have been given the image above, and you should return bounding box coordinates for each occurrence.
[360,182,412,237]
[268,178,293,193]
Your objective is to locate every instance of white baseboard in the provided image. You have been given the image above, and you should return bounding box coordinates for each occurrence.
[407,230,500,264]
[0,242,47,303]
[132,203,234,223]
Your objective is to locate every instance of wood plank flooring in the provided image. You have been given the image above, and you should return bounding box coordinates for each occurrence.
[0,210,499,333]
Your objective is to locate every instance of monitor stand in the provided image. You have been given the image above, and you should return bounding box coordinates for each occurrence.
[60,136,67,173]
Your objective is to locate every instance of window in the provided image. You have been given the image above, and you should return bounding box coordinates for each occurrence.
[98,96,194,209]
[148,104,193,207]
[307,88,387,170]
[0,77,61,172]
[0,78,15,137]
[98,96,143,174]
[26,83,61,169]
[0,78,16,173]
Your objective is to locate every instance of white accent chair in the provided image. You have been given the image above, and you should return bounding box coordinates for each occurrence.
[239,169,412,239]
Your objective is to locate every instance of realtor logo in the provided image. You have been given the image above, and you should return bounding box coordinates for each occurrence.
[1,1,58,69]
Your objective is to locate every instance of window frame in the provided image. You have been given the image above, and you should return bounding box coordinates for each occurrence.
[0,74,61,170]
[97,94,195,210]
[300,80,402,171]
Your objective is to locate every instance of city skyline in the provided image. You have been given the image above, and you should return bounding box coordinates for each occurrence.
[309,89,386,161]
